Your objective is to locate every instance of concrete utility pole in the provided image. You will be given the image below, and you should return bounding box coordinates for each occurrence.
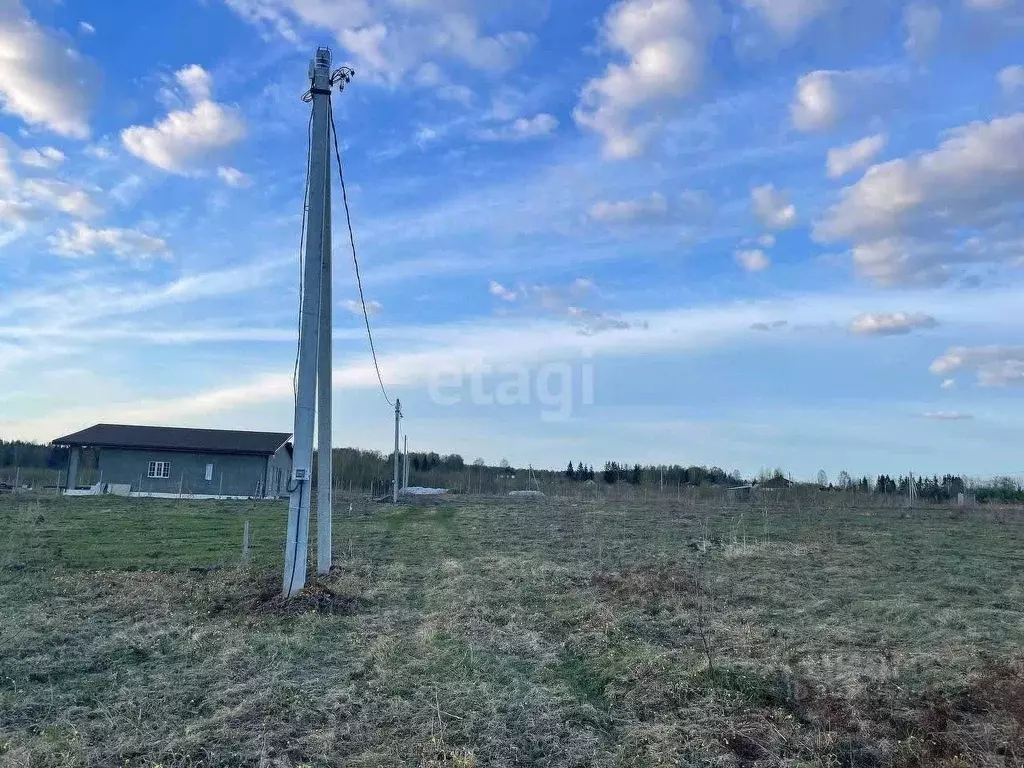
[403,435,409,490]
[67,447,80,493]
[393,399,402,502]
[284,47,334,598]
[316,155,333,577]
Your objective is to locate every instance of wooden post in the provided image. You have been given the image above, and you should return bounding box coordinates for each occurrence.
[14,467,20,492]
[219,473,224,497]
[56,469,62,495]
[242,520,252,563]
[179,472,184,499]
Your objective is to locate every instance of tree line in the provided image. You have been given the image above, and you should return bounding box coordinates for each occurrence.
[562,461,743,487]
[0,440,69,470]
[3,438,1022,502]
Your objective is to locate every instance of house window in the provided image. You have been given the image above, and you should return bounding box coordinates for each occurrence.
[205,463,214,481]
[148,461,171,479]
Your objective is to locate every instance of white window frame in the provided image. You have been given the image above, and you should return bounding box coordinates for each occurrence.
[148,461,171,479]
[205,463,214,481]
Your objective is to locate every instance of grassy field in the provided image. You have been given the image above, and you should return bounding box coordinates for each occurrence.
[1,493,1023,767]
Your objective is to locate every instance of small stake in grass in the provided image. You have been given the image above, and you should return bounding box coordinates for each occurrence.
[242,520,252,563]
[694,556,717,677]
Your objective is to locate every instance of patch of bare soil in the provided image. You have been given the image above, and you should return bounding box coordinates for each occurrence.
[202,568,370,617]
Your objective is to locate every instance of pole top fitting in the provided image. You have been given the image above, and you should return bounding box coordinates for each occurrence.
[314,46,331,71]
[308,46,332,86]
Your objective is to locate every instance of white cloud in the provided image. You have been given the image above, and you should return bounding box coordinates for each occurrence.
[849,311,938,335]
[940,378,956,389]
[47,222,171,261]
[217,166,252,187]
[573,278,596,293]
[409,64,473,105]
[965,0,1014,9]
[792,71,841,131]
[791,69,898,132]
[176,64,213,102]
[735,248,771,272]
[921,411,973,420]
[477,113,558,142]
[84,145,113,160]
[110,174,145,206]
[0,199,43,224]
[743,0,830,37]
[904,3,942,59]
[21,178,102,218]
[78,21,95,35]
[574,0,716,159]
[122,94,246,175]
[0,0,97,137]
[342,298,382,316]
[752,184,797,229]
[486,277,637,335]
[489,281,518,302]
[757,234,776,248]
[930,345,1024,387]
[566,306,633,335]
[0,142,13,186]
[827,134,887,178]
[222,0,531,84]
[589,192,669,223]
[0,257,289,333]
[6,282,1024,441]
[816,113,1024,284]
[19,146,64,169]
[999,65,1024,94]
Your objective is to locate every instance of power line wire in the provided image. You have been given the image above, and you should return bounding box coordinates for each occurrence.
[328,98,393,408]
[293,111,313,400]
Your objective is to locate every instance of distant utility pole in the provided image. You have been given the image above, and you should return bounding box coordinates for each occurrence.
[403,435,409,490]
[283,46,352,598]
[392,399,402,502]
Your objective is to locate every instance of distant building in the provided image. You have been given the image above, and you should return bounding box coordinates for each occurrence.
[755,475,792,491]
[53,424,292,498]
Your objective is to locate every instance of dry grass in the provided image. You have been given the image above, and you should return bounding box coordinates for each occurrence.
[1,493,1023,766]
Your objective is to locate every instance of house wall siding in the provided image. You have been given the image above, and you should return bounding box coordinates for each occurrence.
[98,449,275,496]
[266,444,292,499]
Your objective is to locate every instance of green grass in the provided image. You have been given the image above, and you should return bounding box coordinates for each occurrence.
[1,492,1023,766]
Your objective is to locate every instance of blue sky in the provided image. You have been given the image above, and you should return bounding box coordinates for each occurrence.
[1,0,1023,480]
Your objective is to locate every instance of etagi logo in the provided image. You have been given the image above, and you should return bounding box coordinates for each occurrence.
[427,358,595,422]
